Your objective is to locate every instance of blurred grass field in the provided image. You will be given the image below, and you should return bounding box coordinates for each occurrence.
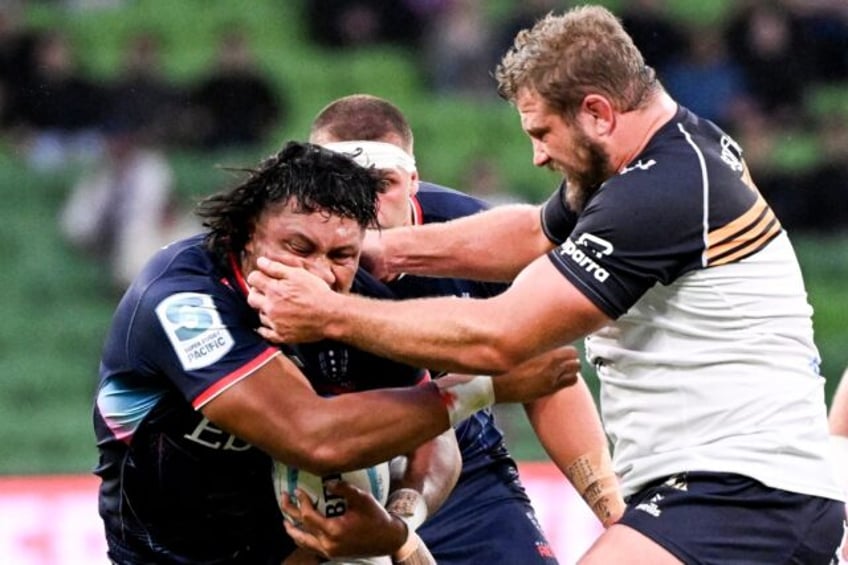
[1,0,845,474]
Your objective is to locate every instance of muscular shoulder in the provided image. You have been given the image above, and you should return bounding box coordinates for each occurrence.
[117,235,248,360]
[132,235,229,311]
[549,108,780,318]
[578,107,762,279]
[578,147,705,280]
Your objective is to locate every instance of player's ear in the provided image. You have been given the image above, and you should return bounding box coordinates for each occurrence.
[409,169,420,196]
[582,94,615,137]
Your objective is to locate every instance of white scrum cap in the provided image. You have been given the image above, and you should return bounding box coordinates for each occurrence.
[323,141,416,173]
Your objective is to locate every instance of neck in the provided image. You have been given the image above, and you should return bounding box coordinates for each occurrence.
[612,90,678,171]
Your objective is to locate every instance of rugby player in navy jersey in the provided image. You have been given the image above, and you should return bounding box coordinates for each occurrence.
[92,141,581,564]
[248,7,845,564]
[295,94,623,564]
[282,266,463,565]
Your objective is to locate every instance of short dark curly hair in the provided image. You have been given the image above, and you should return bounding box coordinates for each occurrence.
[196,140,385,264]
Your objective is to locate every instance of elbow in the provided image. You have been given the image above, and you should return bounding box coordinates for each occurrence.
[462,297,538,375]
[473,335,532,375]
[298,444,354,475]
[282,437,356,476]
[273,416,367,474]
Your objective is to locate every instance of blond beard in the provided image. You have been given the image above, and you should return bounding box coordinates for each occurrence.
[560,134,613,213]
[564,180,596,213]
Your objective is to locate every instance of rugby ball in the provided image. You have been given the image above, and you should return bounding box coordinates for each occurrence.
[273,459,391,517]
[273,460,393,565]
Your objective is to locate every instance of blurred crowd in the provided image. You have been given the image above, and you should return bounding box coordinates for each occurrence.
[0,6,285,291]
[0,20,284,167]
[306,0,848,234]
[1,0,846,290]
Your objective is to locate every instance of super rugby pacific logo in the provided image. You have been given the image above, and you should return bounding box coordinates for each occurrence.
[557,233,613,282]
[156,292,235,370]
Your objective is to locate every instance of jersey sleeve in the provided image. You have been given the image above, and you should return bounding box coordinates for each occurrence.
[546,167,706,319]
[129,281,279,409]
[540,182,580,244]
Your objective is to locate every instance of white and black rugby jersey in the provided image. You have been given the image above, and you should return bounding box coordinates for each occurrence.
[540,105,842,502]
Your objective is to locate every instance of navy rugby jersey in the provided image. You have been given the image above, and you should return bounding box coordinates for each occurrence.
[388,182,512,476]
[93,234,425,563]
[292,269,428,396]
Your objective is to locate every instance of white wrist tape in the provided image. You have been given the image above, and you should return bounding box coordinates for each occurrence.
[435,375,495,427]
[386,488,428,532]
[564,448,625,527]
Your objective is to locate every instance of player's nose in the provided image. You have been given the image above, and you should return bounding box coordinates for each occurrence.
[305,256,335,287]
[531,140,550,168]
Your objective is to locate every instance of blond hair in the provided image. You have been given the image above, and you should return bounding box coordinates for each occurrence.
[495,5,656,117]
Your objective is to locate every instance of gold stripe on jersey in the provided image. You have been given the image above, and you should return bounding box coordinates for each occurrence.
[706,194,782,267]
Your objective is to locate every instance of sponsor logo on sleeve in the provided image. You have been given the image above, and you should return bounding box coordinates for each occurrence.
[155,292,235,370]
[556,233,613,282]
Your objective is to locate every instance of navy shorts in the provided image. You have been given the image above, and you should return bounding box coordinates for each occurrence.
[619,472,845,565]
[418,459,558,564]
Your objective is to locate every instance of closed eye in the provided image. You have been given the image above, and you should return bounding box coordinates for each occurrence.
[526,126,549,141]
[330,248,359,262]
[287,240,314,256]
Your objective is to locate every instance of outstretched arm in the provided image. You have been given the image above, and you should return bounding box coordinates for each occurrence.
[248,253,610,374]
[365,204,553,282]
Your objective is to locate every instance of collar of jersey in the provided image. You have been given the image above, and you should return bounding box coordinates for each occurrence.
[409,195,423,226]
[227,252,250,296]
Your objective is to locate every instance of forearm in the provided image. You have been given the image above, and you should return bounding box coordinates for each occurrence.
[390,430,461,517]
[525,377,607,464]
[324,292,521,374]
[218,365,493,476]
[524,377,625,526]
[381,204,551,282]
[391,530,436,565]
[250,255,603,379]
[206,360,454,476]
[285,385,453,474]
[322,263,599,375]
